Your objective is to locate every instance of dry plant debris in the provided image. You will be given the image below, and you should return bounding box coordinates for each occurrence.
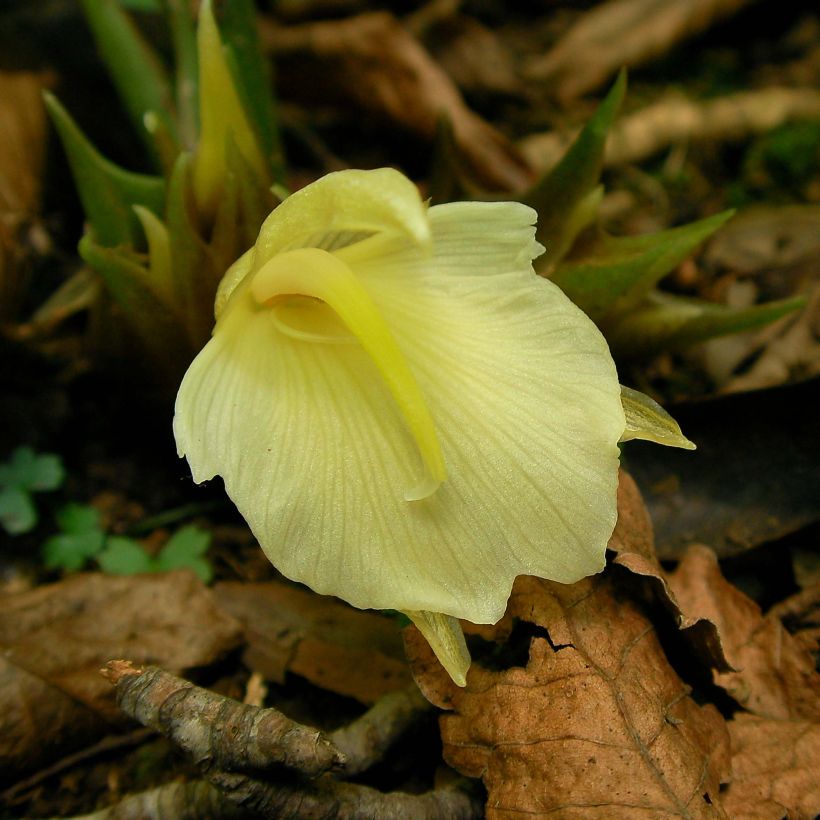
[0,571,242,783]
[262,11,532,190]
[524,0,757,101]
[100,662,479,820]
[404,473,820,818]
[0,70,49,320]
[102,661,345,777]
[520,87,820,172]
[214,580,412,704]
[405,572,731,818]
[667,545,820,721]
[721,714,820,819]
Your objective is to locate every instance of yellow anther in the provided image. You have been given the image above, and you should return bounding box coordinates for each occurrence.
[251,248,446,498]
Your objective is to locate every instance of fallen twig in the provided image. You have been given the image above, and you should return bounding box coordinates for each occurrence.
[102,661,345,777]
[330,683,433,776]
[98,661,480,819]
[67,779,245,820]
[520,87,820,172]
[209,769,482,819]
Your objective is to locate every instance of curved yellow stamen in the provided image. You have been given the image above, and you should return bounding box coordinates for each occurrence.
[251,248,446,500]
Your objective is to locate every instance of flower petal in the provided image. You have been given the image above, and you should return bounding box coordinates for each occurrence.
[176,196,624,625]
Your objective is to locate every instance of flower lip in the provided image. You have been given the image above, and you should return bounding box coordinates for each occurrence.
[251,246,447,501]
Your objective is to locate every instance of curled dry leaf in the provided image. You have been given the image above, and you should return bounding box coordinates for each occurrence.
[214,580,411,704]
[667,545,820,721]
[610,471,731,672]
[262,12,532,190]
[0,571,242,784]
[406,571,730,817]
[524,0,757,102]
[721,713,820,820]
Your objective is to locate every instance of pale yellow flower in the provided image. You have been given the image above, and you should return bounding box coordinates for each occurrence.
[174,168,686,685]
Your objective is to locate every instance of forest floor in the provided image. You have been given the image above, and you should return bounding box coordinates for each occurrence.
[1,1,819,817]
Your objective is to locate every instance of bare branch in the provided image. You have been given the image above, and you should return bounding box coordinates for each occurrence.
[103,661,345,778]
[210,769,482,820]
[330,684,433,776]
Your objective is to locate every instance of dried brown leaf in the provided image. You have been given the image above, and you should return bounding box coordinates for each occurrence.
[263,12,532,191]
[0,571,242,783]
[524,0,756,102]
[214,581,411,704]
[407,573,730,817]
[611,472,731,672]
[667,546,820,721]
[0,70,49,319]
[416,15,523,101]
[722,713,820,820]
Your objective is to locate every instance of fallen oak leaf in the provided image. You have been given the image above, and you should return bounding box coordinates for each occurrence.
[214,580,411,705]
[0,571,242,784]
[406,572,730,818]
[609,472,731,673]
[666,545,820,721]
[721,713,820,820]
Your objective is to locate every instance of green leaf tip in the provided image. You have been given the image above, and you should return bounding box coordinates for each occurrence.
[526,69,627,268]
[606,292,805,357]
[45,91,165,248]
[78,0,177,154]
[619,386,695,450]
[553,209,735,321]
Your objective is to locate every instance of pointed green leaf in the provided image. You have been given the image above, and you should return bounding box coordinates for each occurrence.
[79,235,190,379]
[79,0,177,154]
[620,386,695,449]
[525,69,626,268]
[45,93,165,248]
[216,0,283,178]
[552,210,734,320]
[118,0,162,11]
[165,152,216,345]
[166,0,199,149]
[606,292,806,357]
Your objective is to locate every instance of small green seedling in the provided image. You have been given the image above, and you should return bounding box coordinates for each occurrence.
[98,524,213,583]
[42,504,213,583]
[0,447,65,535]
[42,503,106,570]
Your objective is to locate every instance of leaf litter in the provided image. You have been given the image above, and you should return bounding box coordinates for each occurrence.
[405,471,820,818]
[0,571,242,784]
